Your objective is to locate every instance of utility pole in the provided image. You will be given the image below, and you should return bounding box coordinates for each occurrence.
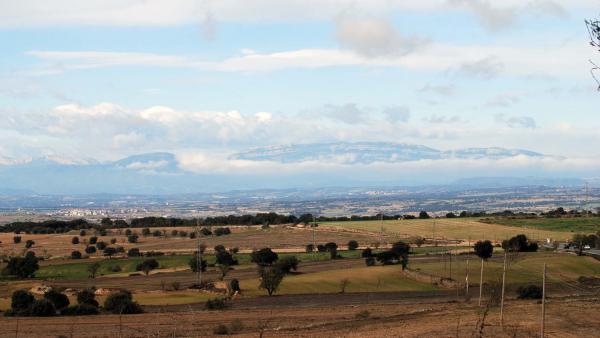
[465,259,469,298]
[449,248,452,280]
[479,258,484,306]
[196,218,201,286]
[312,215,316,260]
[541,263,547,338]
[432,219,437,247]
[379,212,384,248]
[500,251,507,327]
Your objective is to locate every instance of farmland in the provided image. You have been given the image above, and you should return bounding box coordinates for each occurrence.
[321,217,596,242]
[1,216,600,337]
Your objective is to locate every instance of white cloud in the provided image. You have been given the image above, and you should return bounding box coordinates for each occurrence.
[382,106,411,123]
[24,36,592,79]
[494,114,537,129]
[456,57,504,79]
[335,17,428,57]
[0,0,591,28]
[175,150,600,179]
[124,160,169,170]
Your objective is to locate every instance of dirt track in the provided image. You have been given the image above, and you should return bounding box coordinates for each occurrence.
[1,295,599,337]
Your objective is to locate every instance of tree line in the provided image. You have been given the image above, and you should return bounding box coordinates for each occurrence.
[3,207,598,234]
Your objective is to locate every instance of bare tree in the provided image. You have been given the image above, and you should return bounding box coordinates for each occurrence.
[586,17,600,90]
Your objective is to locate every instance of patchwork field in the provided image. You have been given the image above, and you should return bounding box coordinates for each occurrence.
[1,216,599,337]
[322,217,586,242]
[0,225,383,258]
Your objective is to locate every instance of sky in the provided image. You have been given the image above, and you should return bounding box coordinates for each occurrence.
[0,0,599,174]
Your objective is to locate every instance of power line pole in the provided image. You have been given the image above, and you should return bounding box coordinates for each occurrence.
[196,218,201,286]
[465,259,469,298]
[500,251,507,327]
[312,214,316,260]
[541,263,547,338]
[449,248,452,280]
[432,219,437,247]
[479,258,484,307]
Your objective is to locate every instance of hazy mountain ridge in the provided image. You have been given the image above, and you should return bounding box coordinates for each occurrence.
[0,143,574,195]
[230,142,546,164]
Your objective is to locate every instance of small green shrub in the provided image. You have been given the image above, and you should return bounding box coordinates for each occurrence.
[205,298,228,310]
[213,324,229,335]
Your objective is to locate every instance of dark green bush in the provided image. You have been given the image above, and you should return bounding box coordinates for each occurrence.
[44,289,70,311]
[517,285,543,299]
[76,289,99,307]
[10,289,34,314]
[29,299,56,316]
[62,304,99,316]
[205,298,228,310]
[213,324,229,335]
[104,290,143,314]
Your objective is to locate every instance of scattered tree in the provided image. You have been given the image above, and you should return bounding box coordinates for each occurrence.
[136,259,159,275]
[25,239,35,248]
[101,217,113,227]
[88,262,101,279]
[189,253,208,273]
[361,247,373,258]
[305,244,314,253]
[29,299,56,316]
[258,266,285,296]
[103,247,117,258]
[76,289,99,307]
[13,236,21,244]
[275,256,299,273]
[414,236,425,248]
[10,289,35,315]
[127,248,141,257]
[474,240,494,260]
[71,250,82,259]
[517,285,543,299]
[347,240,359,250]
[44,289,70,311]
[251,247,279,266]
[85,246,97,254]
[324,242,338,259]
[2,251,39,278]
[89,236,98,245]
[103,290,143,314]
[501,234,538,252]
[71,236,80,245]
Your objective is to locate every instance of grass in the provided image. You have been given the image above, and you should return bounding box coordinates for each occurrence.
[36,255,193,279]
[34,247,469,280]
[240,265,440,296]
[133,291,216,306]
[322,218,577,241]
[411,252,600,288]
[480,216,600,233]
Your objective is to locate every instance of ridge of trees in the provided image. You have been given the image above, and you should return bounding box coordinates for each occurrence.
[2,207,598,234]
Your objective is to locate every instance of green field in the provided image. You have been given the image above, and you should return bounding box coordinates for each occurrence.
[411,252,600,288]
[33,247,462,280]
[480,216,600,233]
[240,265,440,296]
[322,218,581,242]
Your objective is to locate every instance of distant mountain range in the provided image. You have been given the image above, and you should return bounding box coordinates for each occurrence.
[230,142,546,164]
[0,142,582,195]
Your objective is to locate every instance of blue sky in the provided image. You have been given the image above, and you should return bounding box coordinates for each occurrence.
[0,0,599,173]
